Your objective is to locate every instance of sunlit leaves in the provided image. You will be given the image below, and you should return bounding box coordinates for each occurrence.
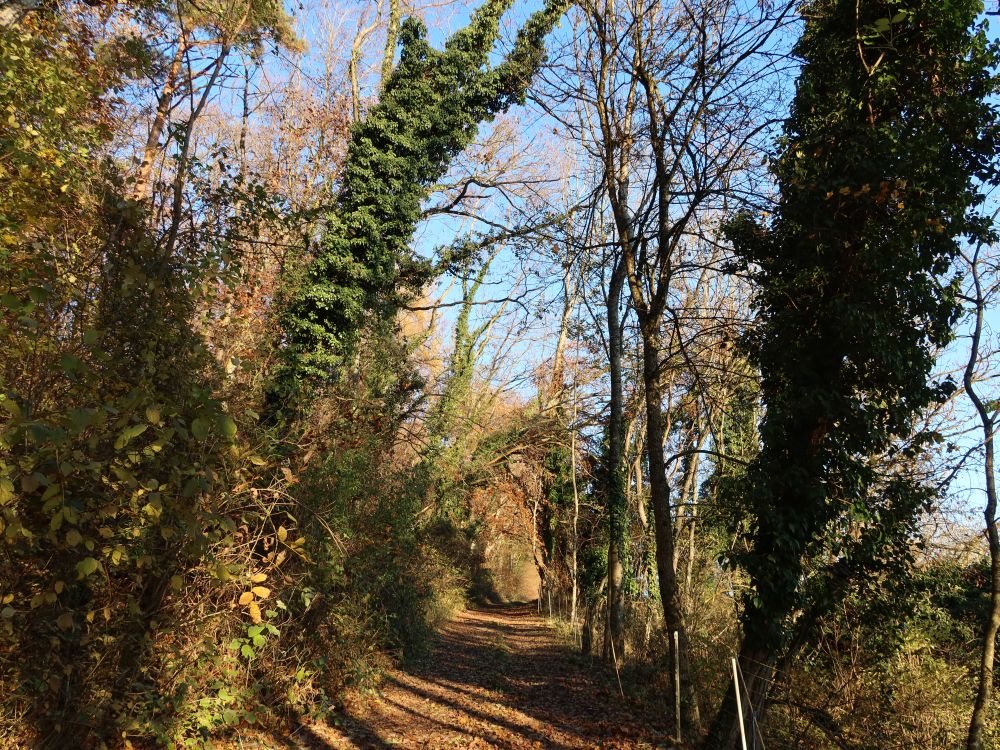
[0,478,12,506]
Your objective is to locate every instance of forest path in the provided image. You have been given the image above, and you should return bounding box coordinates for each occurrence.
[295,603,670,750]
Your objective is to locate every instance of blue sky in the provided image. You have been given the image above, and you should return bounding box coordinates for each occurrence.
[247,0,1000,528]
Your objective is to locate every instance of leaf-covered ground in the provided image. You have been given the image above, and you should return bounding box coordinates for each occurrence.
[280,603,672,749]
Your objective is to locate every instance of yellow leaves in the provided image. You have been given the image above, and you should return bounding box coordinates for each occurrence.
[169,575,183,592]
[0,477,13,506]
[277,526,288,543]
[56,612,73,630]
[1,594,14,622]
[239,572,271,620]
[64,528,82,547]
[240,575,270,605]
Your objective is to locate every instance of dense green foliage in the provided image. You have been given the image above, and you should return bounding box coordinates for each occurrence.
[274,0,567,394]
[723,0,1000,698]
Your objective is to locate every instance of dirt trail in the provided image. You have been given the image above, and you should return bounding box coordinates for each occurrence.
[294,603,670,749]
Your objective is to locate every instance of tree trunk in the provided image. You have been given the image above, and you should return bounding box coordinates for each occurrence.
[965,253,1000,750]
[133,38,186,201]
[570,389,580,630]
[380,0,402,87]
[605,257,628,662]
[641,323,700,736]
[163,45,229,259]
[705,643,776,750]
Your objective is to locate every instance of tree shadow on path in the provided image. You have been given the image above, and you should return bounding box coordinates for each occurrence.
[307,602,670,749]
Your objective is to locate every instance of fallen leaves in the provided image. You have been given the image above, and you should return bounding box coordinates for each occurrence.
[303,604,669,750]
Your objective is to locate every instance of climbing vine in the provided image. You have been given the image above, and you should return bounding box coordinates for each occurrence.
[274,0,568,395]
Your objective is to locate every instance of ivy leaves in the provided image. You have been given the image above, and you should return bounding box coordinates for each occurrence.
[726,0,1000,651]
[275,0,568,396]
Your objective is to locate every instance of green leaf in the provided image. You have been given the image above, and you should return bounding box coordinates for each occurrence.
[76,557,99,578]
[217,414,237,440]
[110,465,137,486]
[114,423,148,450]
[67,408,96,432]
[27,286,50,303]
[191,417,210,441]
[0,397,22,419]
[59,354,84,374]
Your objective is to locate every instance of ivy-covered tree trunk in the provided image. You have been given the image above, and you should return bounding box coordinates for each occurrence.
[706,0,1000,746]
[273,0,567,402]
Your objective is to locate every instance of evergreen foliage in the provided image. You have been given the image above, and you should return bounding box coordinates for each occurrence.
[275,0,568,395]
[725,0,1000,660]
